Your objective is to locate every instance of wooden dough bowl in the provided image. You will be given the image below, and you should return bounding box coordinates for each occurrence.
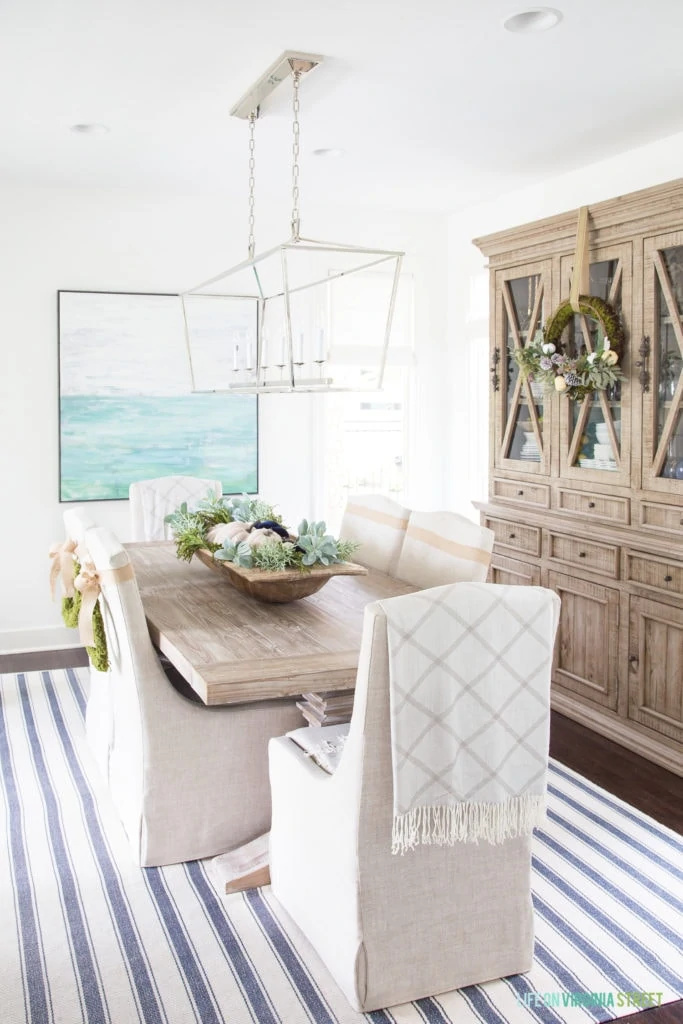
[195,548,368,603]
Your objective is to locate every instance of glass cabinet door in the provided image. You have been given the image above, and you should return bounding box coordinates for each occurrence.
[494,261,551,474]
[642,232,683,493]
[558,244,632,487]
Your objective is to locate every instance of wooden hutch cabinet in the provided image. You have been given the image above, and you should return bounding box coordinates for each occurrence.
[474,179,683,776]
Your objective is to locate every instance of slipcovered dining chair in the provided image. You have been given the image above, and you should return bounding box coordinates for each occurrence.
[339,493,411,575]
[394,509,494,587]
[81,525,302,866]
[269,583,560,1012]
[129,474,222,541]
[60,508,114,779]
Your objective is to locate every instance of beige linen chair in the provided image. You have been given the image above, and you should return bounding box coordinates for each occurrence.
[129,474,222,541]
[269,591,553,1012]
[395,509,494,587]
[82,525,302,866]
[339,493,410,575]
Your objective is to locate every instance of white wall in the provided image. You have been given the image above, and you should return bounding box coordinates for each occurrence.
[446,128,683,516]
[0,185,448,652]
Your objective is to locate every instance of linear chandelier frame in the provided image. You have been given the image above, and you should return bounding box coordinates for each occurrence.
[180,52,405,395]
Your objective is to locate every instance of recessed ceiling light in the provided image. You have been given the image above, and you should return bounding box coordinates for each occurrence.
[312,147,345,158]
[70,123,110,135]
[503,7,562,32]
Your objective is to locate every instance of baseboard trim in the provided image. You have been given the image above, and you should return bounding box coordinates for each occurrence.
[0,626,82,655]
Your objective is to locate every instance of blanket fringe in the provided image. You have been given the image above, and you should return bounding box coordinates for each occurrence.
[391,794,546,855]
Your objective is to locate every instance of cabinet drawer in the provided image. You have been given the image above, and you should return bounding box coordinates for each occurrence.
[490,554,540,587]
[493,479,550,509]
[639,501,683,536]
[556,487,630,525]
[486,518,541,556]
[625,550,683,597]
[548,532,619,578]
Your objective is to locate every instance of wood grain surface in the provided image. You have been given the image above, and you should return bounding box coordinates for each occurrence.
[126,542,415,705]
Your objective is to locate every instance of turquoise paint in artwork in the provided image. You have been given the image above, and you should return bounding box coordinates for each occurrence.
[60,394,257,501]
[58,291,259,502]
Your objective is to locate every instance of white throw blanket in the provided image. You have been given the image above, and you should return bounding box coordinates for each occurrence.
[380,582,560,853]
[129,476,221,541]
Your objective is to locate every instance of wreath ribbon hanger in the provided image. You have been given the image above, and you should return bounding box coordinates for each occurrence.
[569,205,590,314]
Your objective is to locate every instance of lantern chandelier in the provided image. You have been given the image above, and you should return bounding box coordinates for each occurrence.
[180,51,404,394]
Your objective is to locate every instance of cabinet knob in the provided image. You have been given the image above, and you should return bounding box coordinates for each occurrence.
[509,532,516,539]
[628,654,638,664]
[517,489,524,496]
[587,501,596,509]
[578,551,586,558]
[664,574,673,582]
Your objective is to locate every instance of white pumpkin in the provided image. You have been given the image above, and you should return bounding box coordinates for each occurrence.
[247,528,283,548]
[206,522,250,545]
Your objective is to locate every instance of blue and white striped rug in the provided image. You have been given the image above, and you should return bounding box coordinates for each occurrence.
[1,668,681,1024]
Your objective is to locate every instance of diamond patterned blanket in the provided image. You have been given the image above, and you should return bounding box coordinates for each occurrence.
[380,583,561,853]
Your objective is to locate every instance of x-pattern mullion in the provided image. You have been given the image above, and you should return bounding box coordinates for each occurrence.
[652,253,683,474]
[501,279,544,460]
[567,260,623,467]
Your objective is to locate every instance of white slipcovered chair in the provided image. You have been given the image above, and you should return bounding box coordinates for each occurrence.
[339,493,411,575]
[129,474,222,541]
[395,509,494,587]
[61,508,113,778]
[269,587,556,1012]
[81,525,302,866]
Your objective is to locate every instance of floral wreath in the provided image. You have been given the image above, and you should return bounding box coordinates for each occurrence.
[514,295,625,402]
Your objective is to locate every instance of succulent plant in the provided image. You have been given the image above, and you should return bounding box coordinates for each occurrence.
[214,539,254,568]
[296,520,341,566]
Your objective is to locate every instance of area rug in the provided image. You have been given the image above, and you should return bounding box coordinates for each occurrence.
[0,668,680,1024]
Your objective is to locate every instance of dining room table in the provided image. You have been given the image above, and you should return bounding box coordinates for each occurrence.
[125,541,417,709]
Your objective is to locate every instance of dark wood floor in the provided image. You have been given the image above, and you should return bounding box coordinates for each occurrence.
[1,650,681,1021]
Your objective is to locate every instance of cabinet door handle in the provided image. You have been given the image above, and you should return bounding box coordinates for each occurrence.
[635,335,650,392]
[664,574,673,582]
[578,551,586,558]
[587,501,596,509]
[628,654,638,664]
[509,533,516,539]
[517,489,524,496]
[490,347,501,392]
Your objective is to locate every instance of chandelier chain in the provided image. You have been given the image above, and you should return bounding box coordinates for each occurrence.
[248,111,257,259]
[291,69,301,241]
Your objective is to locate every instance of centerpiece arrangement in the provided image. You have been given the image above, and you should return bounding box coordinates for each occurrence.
[165,495,365,603]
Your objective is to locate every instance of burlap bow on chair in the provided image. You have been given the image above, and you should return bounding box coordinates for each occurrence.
[49,539,78,599]
[73,562,102,647]
[73,560,135,647]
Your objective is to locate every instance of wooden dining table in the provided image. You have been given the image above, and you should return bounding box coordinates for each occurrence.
[126,542,416,707]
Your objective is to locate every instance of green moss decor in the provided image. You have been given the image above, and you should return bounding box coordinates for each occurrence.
[514,294,626,402]
[61,560,109,672]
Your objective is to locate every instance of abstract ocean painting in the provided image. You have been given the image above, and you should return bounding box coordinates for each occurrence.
[58,291,258,501]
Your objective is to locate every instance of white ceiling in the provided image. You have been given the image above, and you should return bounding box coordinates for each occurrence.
[2,0,683,213]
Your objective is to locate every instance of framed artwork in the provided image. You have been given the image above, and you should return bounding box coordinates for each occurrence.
[58,290,258,502]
